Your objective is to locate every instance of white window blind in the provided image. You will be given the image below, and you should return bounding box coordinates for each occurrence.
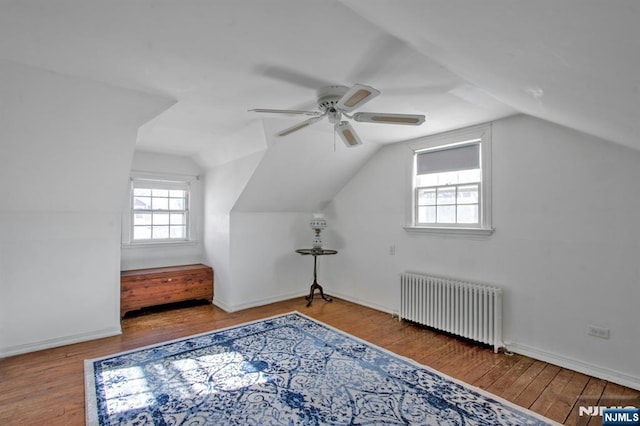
[132,178,190,191]
[416,143,480,175]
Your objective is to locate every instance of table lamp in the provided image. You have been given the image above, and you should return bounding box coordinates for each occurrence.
[310,214,327,249]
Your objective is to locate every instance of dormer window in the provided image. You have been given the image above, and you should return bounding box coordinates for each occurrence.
[405,124,494,236]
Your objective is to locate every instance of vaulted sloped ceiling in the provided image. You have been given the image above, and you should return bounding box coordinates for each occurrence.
[0,1,637,212]
[343,0,640,152]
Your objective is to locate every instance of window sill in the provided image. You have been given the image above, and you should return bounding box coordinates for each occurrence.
[121,240,199,249]
[403,226,494,237]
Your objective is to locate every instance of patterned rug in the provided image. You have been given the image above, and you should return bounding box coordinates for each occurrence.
[85,312,558,425]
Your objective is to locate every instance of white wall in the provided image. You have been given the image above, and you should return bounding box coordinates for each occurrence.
[227,212,314,311]
[209,117,382,312]
[120,151,205,271]
[0,60,173,356]
[234,119,381,213]
[203,152,265,311]
[323,114,640,390]
[203,148,323,312]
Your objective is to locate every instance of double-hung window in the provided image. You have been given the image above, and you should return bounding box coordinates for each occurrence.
[131,178,190,242]
[406,124,493,235]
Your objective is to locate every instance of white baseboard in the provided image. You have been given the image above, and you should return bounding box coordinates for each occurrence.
[211,298,233,312]
[0,326,122,358]
[326,289,397,317]
[508,341,640,391]
[213,290,308,313]
[215,288,396,315]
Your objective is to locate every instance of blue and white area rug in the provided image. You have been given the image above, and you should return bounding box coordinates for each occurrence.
[85,312,559,425]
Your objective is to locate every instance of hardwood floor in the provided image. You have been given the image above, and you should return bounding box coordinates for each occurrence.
[1,297,638,425]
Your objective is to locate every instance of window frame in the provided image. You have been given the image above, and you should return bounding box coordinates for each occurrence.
[404,123,494,236]
[122,173,198,247]
[415,182,481,225]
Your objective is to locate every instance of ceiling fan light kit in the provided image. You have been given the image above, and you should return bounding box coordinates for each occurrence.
[250,82,425,146]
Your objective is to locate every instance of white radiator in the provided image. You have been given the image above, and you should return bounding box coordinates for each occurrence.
[400,272,503,353]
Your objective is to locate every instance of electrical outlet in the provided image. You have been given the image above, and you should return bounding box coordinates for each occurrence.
[389,244,396,256]
[588,325,610,339]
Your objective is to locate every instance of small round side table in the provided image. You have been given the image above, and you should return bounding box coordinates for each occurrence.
[295,248,337,307]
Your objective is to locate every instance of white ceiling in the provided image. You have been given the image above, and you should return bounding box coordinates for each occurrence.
[344,0,640,151]
[0,0,638,169]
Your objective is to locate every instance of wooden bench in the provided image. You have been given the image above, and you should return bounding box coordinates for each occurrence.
[120,264,213,317]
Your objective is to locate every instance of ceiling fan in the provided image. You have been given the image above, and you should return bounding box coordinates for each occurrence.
[249,83,425,147]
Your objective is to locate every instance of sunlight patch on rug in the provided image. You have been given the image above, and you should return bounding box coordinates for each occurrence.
[85,312,559,425]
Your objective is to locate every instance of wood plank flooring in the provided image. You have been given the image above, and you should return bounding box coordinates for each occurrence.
[1,297,638,425]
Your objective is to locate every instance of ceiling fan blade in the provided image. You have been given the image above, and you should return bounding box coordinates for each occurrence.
[276,115,325,137]
[353,112,425,126]
[254,65,333,90]
[249,108,321,116]
[336,84,380,112]
[335,121,363,147]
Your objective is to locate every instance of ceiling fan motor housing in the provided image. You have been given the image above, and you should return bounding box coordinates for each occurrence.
[317,85,349,123]
[317,85,349,112]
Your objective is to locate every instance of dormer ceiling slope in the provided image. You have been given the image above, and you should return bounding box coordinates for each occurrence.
[343,0,640,151]
[0,0,637,162]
